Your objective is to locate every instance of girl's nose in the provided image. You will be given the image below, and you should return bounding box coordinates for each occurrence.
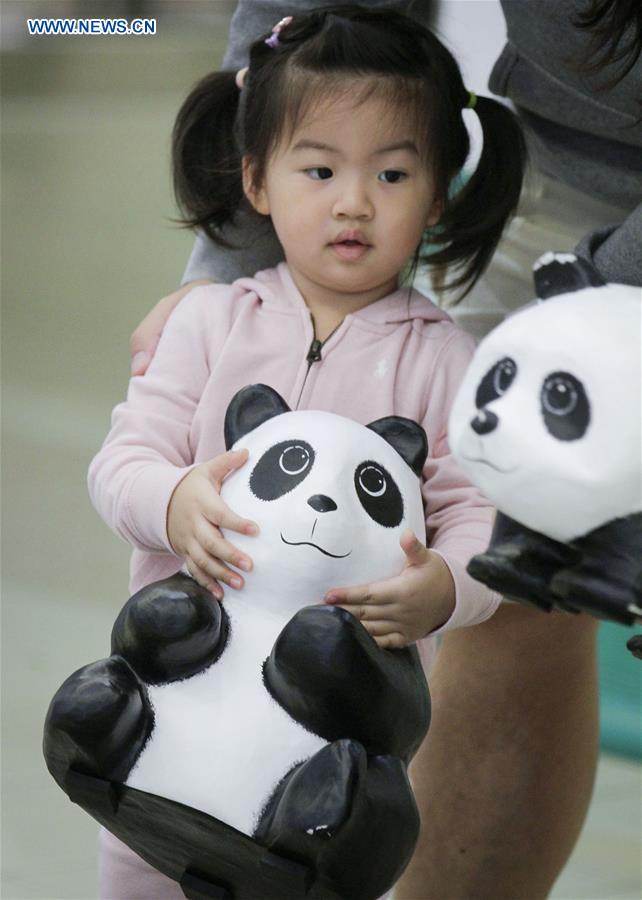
[332,179,374,220]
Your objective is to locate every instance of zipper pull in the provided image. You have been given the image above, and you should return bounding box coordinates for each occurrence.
[306,338,323,363]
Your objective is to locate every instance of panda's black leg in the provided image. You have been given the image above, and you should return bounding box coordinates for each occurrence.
[551,513,642,625]
[43,656,153,793]
[467,511,580,609]
[263,605,430,761]
[111,573,229,685]
[254,739,366,851]
[255,742,419,900]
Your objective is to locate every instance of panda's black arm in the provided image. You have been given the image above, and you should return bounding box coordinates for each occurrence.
[111,574,229,684]
[263,605,430,762]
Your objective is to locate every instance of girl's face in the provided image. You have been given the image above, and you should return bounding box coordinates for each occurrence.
[244,89,441,310]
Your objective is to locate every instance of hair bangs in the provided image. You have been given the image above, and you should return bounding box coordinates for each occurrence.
[267,69,436,163]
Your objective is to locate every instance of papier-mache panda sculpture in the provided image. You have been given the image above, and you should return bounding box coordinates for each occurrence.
[449,253,642,630]
[44,384,431,900]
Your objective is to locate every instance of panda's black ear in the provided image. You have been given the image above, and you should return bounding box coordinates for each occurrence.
[533,252,606,300]
[366,417,428,477]
[224,384,290,449]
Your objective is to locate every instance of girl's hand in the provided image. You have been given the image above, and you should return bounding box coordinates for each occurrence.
[323,530,455,650]
[167,449,258,599]
[130,280,212,376]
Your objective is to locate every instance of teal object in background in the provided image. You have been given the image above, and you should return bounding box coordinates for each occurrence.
[599,623,642,758]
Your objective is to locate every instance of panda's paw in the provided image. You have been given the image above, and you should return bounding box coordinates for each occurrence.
[468,550,556,609]
[254,739,366,851]
[550,514,642,625]
[263,605,429,758]
[111,574,229,685]
[468,514,579,609]
[551,565,642,625]
[43,656,153,787]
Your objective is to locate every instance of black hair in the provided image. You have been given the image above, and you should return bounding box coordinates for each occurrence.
[173,4,526,298]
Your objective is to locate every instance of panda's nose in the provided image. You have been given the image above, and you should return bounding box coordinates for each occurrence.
[470,409,499,435]
[307,494,337,513]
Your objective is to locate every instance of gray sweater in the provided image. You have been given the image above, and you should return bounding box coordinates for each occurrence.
[183,0,641,286]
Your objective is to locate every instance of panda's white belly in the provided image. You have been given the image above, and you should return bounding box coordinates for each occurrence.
[125,602,328,835]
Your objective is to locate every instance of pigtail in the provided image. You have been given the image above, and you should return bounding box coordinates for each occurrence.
[426,96,527,298]
[172,70,245,245]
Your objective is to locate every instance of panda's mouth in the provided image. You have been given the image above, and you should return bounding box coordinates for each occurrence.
[463,455,519,474]
[280,533,351,559]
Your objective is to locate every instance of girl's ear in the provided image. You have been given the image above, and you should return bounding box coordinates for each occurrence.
[242,156,270,216]
[425,194,443,228]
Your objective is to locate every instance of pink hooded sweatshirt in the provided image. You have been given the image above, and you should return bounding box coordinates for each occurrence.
[88,263,500,669]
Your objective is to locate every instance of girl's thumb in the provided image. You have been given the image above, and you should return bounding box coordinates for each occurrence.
[401,529,426,566]
[207,448,249,483]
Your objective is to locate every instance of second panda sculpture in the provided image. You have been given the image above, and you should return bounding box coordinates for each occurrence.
[449,254,642,627]
[44,384,431,900]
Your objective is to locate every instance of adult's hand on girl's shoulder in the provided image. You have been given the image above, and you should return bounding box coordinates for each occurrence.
[166,449,258,599]
[130,279,212,376]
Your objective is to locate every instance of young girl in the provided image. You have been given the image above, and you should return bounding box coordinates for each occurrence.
[89,5,525,897]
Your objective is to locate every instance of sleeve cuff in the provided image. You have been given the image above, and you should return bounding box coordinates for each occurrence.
[426,549,502,637]
[124,463,197,554]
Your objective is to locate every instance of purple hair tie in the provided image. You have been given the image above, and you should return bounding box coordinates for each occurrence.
[264,16,293,49]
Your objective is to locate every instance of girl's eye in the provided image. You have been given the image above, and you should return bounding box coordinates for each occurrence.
[306,167,333,181]
[378,170,406,184]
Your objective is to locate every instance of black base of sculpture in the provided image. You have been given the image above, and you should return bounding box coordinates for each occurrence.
[61,766,341,900]
[468,512,642,627]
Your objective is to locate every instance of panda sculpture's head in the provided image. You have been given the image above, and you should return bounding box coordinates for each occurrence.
[220,385,427,613]
[449,254,642,544]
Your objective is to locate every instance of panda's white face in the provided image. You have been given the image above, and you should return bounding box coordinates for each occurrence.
[221,410,425,616]
[449,285,642,543]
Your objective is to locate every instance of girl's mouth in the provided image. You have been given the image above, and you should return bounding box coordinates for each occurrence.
[330,239,371,261]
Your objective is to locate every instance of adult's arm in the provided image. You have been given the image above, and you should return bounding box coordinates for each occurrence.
[575,203,642,285]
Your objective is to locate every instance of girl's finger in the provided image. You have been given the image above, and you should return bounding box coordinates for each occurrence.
[337,602,370,622]
[185,558,223,600]
[202,490,258,537]
[358,619,400,637]
[373,632,406,651]
[188,543,245,590]
[400,529,428,566]
[324,581,396,609]
[197,520,253,572]
[211,496,259,537]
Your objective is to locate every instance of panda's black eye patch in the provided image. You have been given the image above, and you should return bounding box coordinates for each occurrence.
[475,357,517,408]
[250,440,314,500]
[540,372,590,441]
[354,461,403,528]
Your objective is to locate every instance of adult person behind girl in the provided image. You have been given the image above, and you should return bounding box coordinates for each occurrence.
[89,7,526,897]
[128,2,641,899]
